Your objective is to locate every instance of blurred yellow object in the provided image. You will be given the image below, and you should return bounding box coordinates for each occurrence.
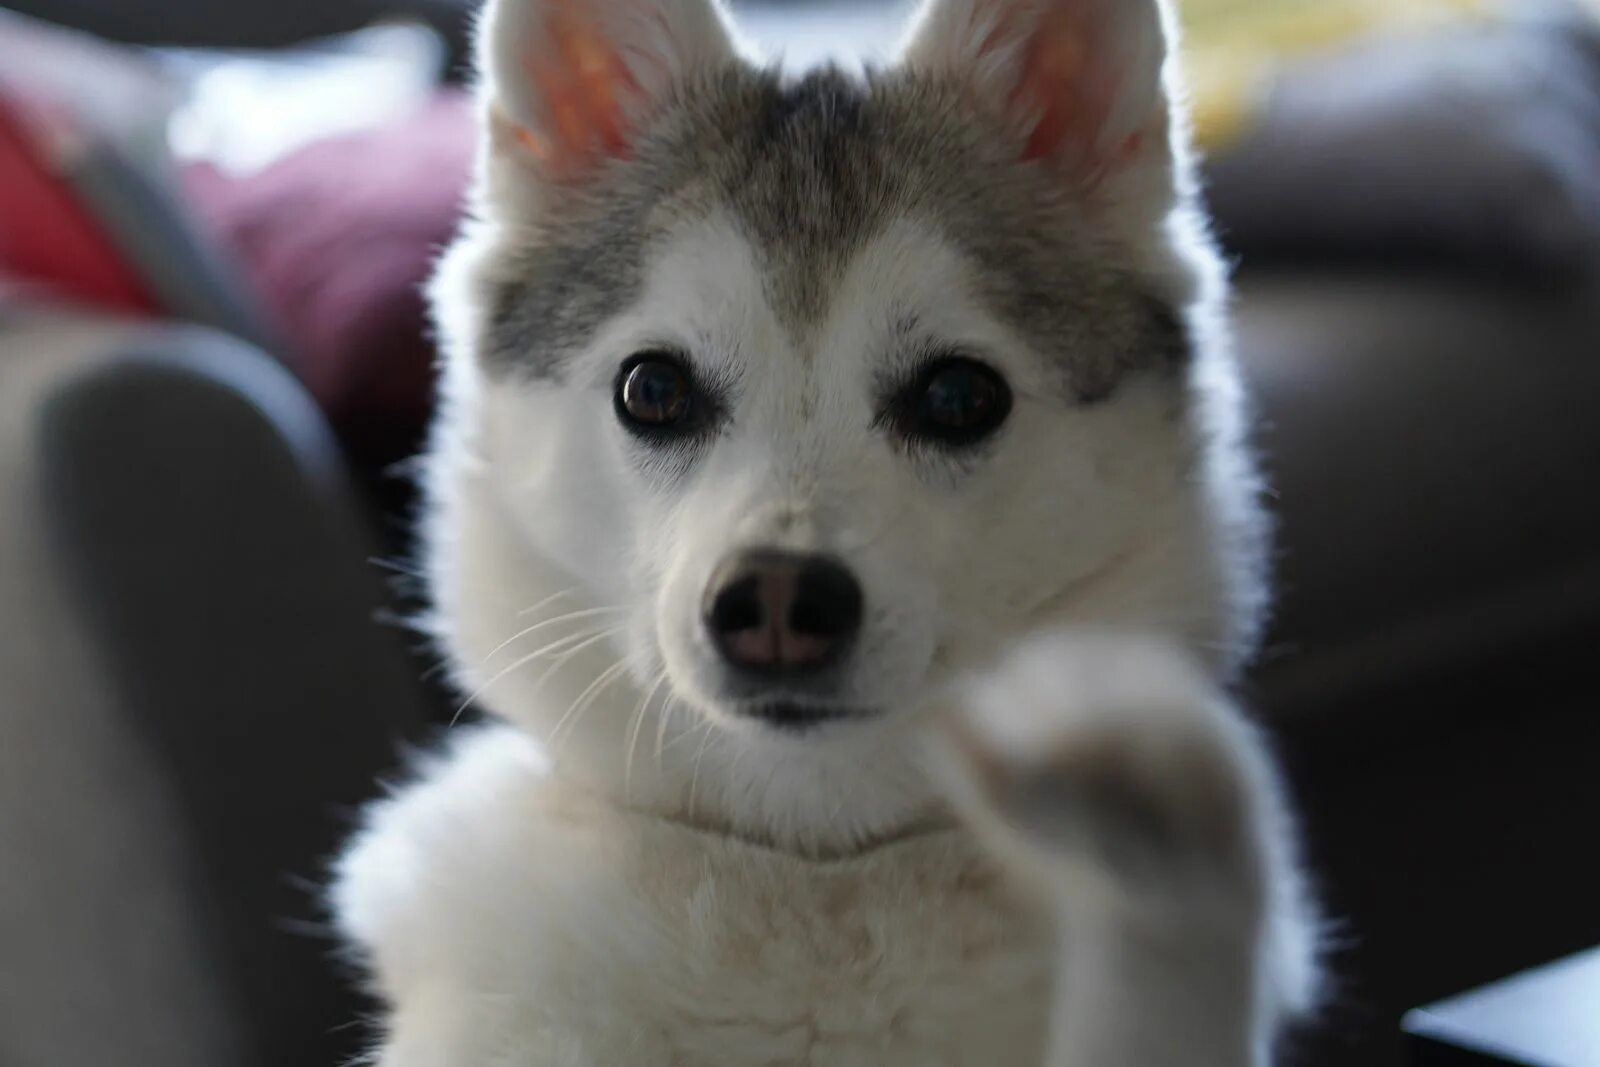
[1180,0,1495,149]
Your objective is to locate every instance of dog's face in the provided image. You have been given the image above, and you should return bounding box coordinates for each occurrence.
[428,0,1262,836]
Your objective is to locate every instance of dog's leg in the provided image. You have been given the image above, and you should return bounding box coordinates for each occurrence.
[932,631,1306,1067]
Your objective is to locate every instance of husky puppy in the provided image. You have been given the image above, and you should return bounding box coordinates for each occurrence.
[333,0,1320,1062]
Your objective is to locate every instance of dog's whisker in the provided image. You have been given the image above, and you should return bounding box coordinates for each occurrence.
[518,600,628,620]
[726,735,752,800]
[552,661,634,760]
[519,627,618,662]
[654,691,681,767]
[623,670,670,803]
[827,778,852,824]
[546,657,634,756]
[479,605,629,666]
[686,721,717,823]
[658,697,709,756]
[450,626,619,728]
[512,587,576,621]
[527,628,625,696]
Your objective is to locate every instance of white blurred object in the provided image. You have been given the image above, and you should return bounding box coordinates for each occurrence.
[158,21,445,177]
[732,0,914,71]
[0,8,179,171]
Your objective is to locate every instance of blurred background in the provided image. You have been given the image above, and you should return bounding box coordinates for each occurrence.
[2,1,1598,1065]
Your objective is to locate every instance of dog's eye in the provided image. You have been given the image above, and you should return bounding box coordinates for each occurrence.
[893,357,1013,448]
[616,355,695,433]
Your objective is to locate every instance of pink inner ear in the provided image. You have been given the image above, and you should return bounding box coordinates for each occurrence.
[518,0,641,173]
[1008,6,1131,168]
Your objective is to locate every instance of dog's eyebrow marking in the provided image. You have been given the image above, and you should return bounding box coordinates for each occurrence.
[891,312,923,343]
[484,194,658,379]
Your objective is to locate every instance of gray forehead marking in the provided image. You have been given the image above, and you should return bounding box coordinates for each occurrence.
[483,66,1191,399]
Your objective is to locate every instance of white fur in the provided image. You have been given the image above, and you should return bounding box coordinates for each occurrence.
[334,0,1317,1062]
[336,725,1055,1065]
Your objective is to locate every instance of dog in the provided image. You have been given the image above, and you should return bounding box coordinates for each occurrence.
[332,0,1321,1062]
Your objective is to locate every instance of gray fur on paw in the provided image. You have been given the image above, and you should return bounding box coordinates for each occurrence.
[932,630,1267,914]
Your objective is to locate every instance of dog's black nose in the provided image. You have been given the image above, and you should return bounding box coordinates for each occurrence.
[703,549,863,676]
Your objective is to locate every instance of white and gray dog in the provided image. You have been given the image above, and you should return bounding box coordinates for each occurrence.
[333,0,1321,1062]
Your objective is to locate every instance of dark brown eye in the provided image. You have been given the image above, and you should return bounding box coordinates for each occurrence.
[616,355,694,433]
[893,357,1012,448]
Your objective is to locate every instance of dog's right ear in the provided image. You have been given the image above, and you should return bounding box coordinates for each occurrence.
[478,0,738,182]
[898,0,1172,192]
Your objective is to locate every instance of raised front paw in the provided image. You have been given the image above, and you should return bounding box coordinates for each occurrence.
[931,630,1271,915]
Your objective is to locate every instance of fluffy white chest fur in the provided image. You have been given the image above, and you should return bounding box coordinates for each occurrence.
[337,728,1054,1066]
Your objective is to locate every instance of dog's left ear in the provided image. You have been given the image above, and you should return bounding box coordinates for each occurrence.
[900,0,1173,186]
[480,0,740,182]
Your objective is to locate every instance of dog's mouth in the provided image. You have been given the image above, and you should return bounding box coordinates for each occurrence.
[729,699,875,732]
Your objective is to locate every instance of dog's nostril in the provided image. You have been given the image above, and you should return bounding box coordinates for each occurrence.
[703,549,863,675]
[708,573,765,634]
[789,557,863,640]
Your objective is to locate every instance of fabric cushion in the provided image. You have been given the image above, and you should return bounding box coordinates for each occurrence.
[184,92,472,465]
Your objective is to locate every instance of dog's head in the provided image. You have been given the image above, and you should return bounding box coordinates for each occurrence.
[425,0,1266,845]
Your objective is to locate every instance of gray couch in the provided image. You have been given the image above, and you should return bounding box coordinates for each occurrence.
[4,268,1598,1067]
